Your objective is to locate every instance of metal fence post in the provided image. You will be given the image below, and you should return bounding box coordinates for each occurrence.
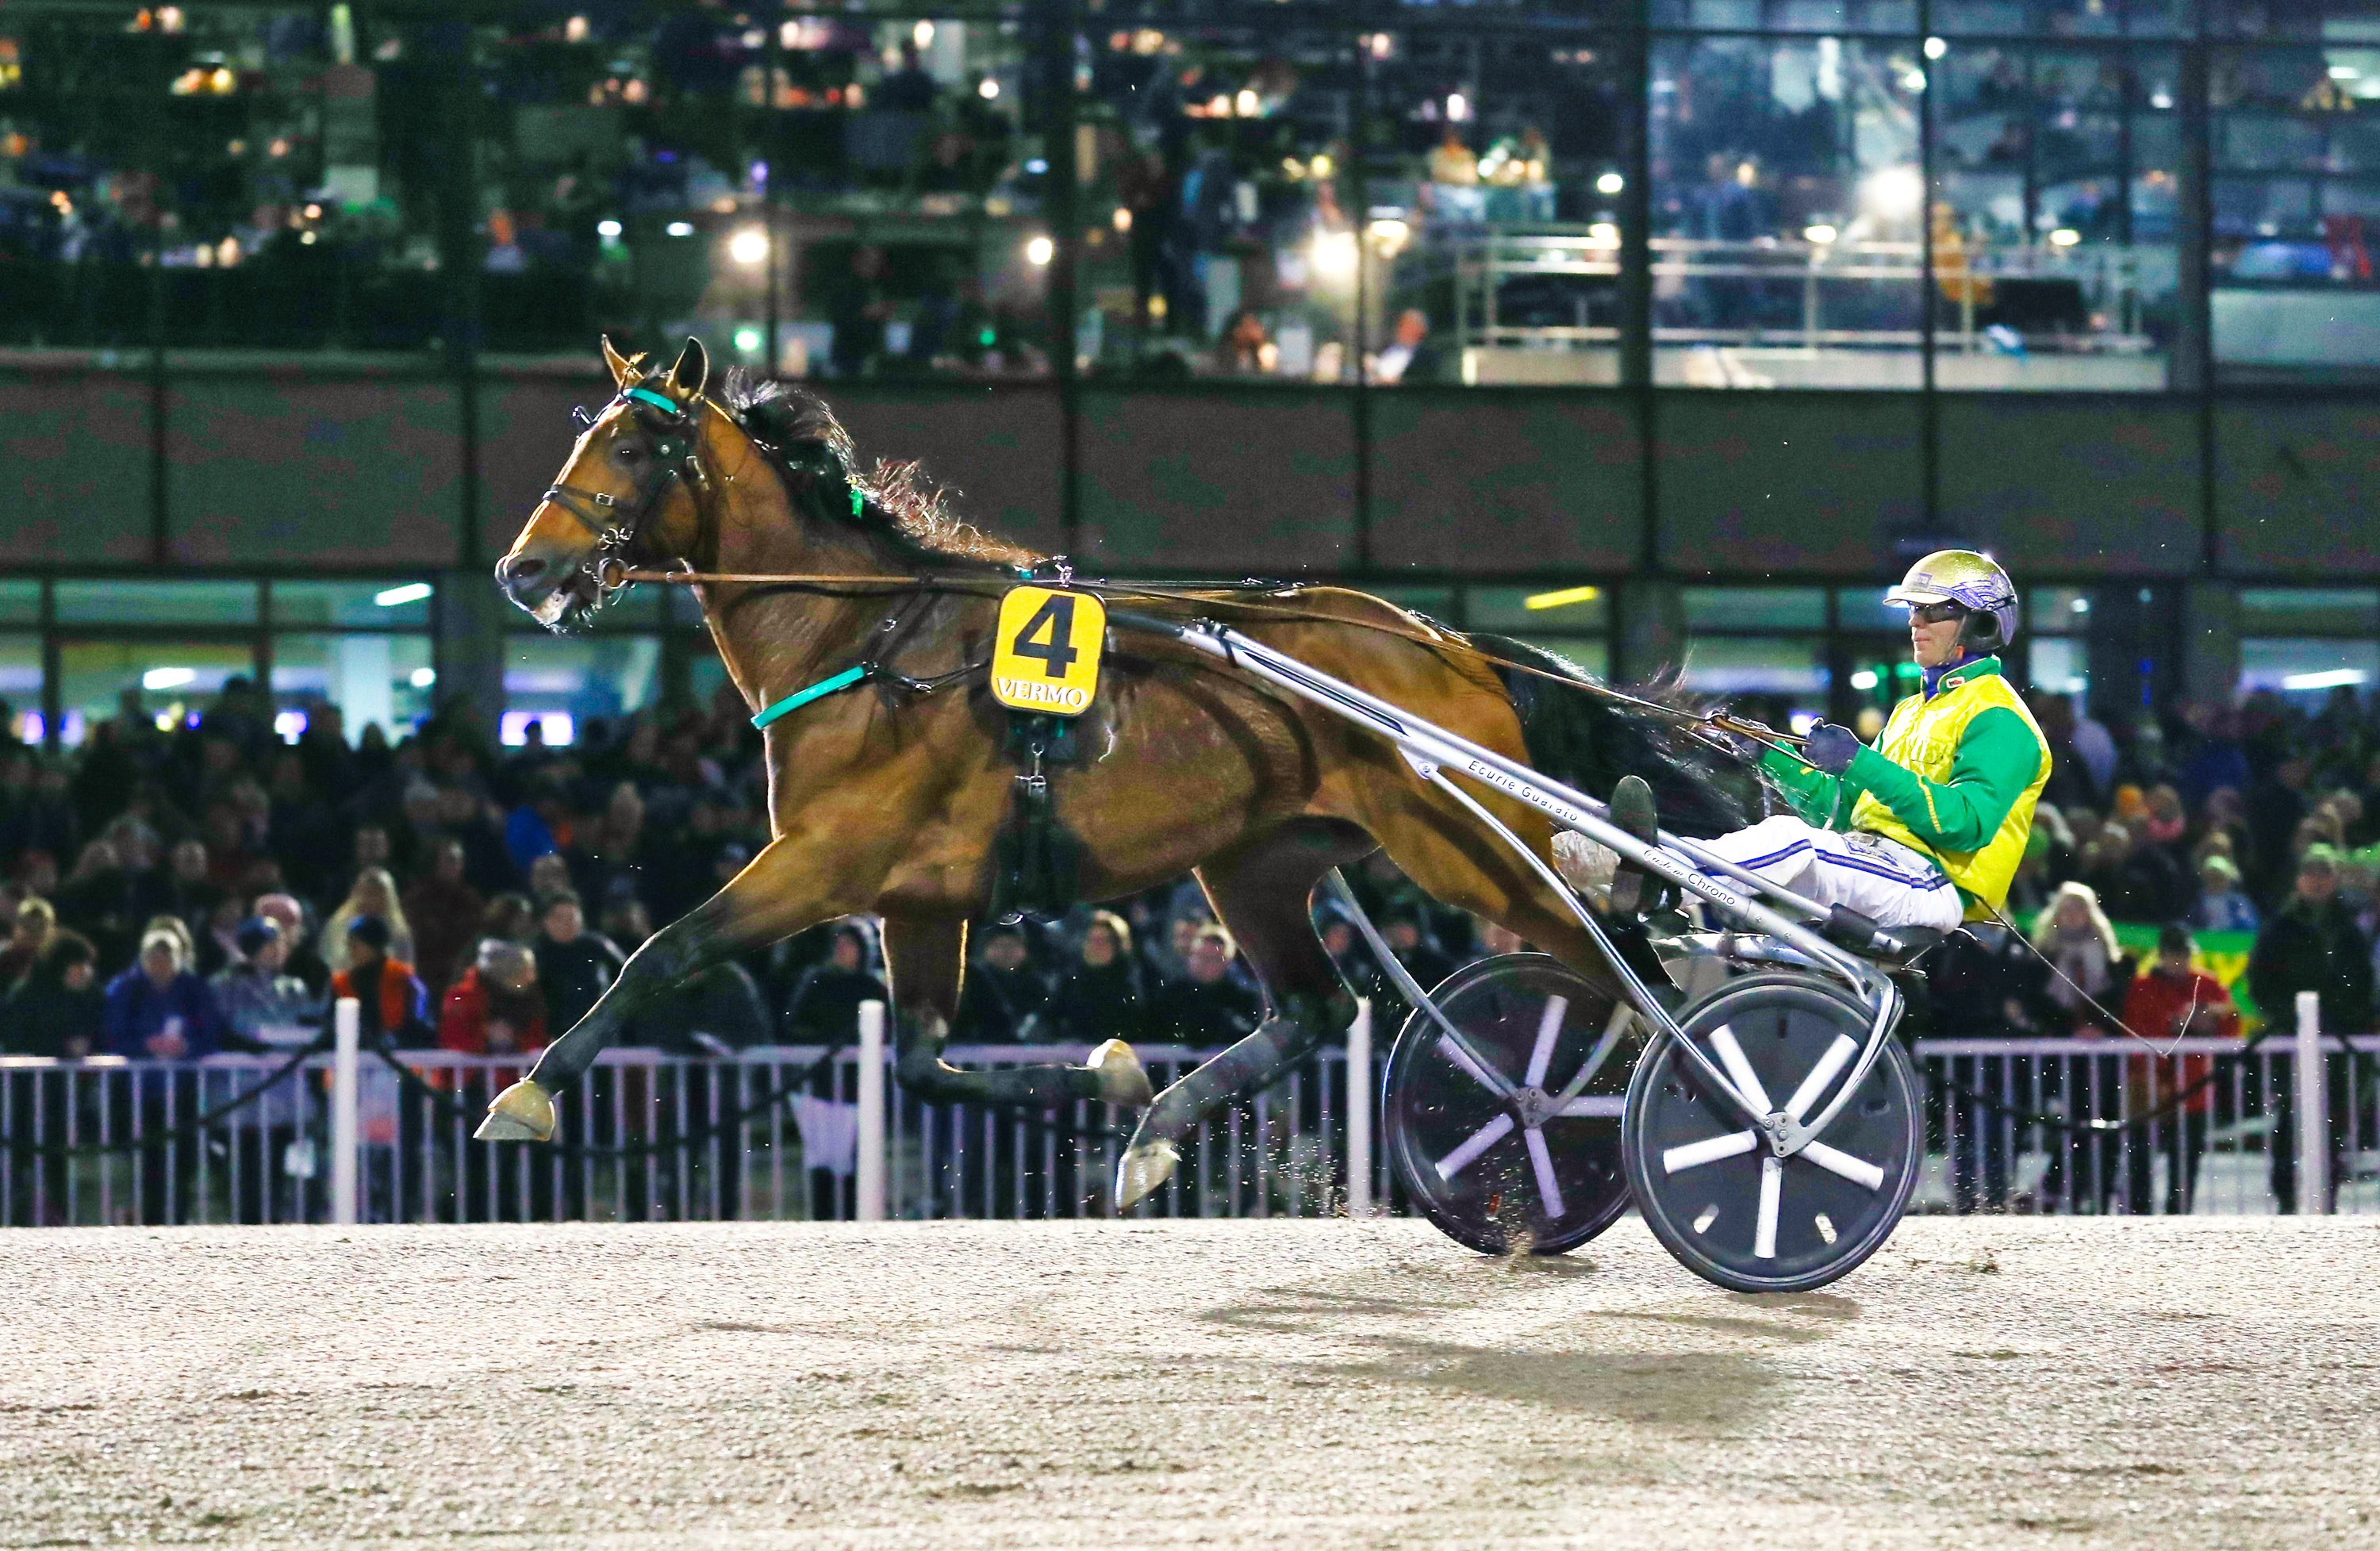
[331,998,359,1227]
[2296,989,2328,1215]
[857,1000,886,1223]
[1346,998,1372,1218]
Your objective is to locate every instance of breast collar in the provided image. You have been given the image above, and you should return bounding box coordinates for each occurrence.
[539,386,705,569]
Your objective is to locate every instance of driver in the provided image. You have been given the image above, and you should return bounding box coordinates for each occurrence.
[1599,549,2052,935]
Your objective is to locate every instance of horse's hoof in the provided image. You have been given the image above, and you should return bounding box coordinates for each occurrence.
[1115,1139,1180,1211]
[474,1079,557,1143]
[1086,1038,1154,1108]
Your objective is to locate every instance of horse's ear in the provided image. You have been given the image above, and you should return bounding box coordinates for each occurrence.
[666,336,709,402]
[601,335,638,387]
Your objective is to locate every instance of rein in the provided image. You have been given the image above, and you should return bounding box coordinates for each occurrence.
[615,564,1804,760]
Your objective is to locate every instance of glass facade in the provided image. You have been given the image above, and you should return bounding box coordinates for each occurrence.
[0,571,2370,739]
[3,576,438,749]
[0,2,2363,386]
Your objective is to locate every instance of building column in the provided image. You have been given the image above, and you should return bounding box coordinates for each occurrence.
[2181,580,2241,709]
[1616,578,1686,686]
[435,569,509,736]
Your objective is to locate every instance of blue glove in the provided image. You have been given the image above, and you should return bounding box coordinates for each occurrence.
[1802,722,1862,775]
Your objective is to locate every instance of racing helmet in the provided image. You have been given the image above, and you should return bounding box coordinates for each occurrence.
[1885,549,2018,652]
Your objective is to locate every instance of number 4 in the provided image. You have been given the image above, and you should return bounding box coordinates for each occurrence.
[1011,594,1078,679]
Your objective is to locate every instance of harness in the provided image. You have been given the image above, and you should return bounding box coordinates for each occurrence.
[539,386,706,586]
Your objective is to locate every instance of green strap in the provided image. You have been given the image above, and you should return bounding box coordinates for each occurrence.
[750,665,868,730]
[624,386,681,415]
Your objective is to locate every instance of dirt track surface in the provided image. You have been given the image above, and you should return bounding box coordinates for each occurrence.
[2,1217,2377,1549]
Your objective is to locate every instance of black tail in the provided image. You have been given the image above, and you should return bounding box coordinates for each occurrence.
[1473,635,1759,840]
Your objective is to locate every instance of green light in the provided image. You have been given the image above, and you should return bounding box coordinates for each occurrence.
[978,327,996,347]
[734,327,762,353]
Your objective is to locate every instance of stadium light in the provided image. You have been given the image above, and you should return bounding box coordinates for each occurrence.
[410,666,437,689]
[1596,171,1624,194]
[1025,234,1055,266]
[143,667,195,690]
[728,227,769,266]
[666,221,695,237]
[374,582,432,607]
[2283,669,2367,690]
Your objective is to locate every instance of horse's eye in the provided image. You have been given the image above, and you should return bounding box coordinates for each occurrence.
[612,442,643,466]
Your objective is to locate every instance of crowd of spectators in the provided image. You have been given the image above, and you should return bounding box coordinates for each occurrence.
[0,678,1491,1075]
[1919,682,2380,1215]
[6,670,2380,1219]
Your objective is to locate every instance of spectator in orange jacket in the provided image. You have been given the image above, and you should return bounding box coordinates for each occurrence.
[328,915,430,1045]
[2119,922,2240,1215]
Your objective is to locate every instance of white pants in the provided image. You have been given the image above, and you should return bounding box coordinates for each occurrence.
[1699,816,1965,933]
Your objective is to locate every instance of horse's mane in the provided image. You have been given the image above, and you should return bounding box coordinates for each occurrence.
[1471,634,1770,837]
[716,370,1036,571]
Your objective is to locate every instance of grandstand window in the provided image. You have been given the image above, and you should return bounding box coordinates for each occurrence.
[2240,637,2380,704]
[270,579,432,629]
[1932,40,2182,392]
[53,580,259,626]
[1652,36,1927,390]
[0,636,38,742]
[1684,586,1826,630]
[270,632,436,744]
[504,635,665,745]
[2209,44,2380,383]
[2239,587,2380,635]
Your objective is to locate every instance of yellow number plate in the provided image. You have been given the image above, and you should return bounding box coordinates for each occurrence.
[991,585,1105,716]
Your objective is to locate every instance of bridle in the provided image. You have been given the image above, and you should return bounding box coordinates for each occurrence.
[538,383,708,601]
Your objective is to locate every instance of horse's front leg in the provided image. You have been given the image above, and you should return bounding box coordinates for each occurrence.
[476,835,841,1142]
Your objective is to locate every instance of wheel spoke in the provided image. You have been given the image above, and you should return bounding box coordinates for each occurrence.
[1783,1033,1858,1123]
[1709,1025,1774,1113]
[1554,1096,1626,1119]
[1436,1034,1509,1098]
[1661,1129,1757,1173]
[1433,1114,1514,1181]
[1522,995,1568,1088]
[1754,1154,1782,1259]
[1800,1139,1886,1192]
[1523,1127,1567,1219]
[1553,1002,1634,1104]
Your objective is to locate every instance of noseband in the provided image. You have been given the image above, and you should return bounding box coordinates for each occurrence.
[540,385,706,597]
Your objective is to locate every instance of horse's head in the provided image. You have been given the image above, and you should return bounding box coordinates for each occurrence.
[497,335,720,631]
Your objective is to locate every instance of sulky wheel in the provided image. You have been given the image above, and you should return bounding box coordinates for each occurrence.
[1383,954,1640,1256]
[1622,971,1921,1294]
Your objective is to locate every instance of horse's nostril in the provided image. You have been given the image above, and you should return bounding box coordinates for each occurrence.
[505,555,548,587]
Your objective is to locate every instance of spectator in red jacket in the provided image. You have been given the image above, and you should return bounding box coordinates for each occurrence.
[2120,922,2241,1215]
[440,938,547,1061]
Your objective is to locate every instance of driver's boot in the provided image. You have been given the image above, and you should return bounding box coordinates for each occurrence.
[1605,774,1668,918]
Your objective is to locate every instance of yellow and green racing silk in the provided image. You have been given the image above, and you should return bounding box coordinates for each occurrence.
[1758,656,2050,919]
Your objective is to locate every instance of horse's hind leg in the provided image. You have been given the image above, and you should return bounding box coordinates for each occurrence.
[881,916,1151,1110]
[1118,820,1371,1210]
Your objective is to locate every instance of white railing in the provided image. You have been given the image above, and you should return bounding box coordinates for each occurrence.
[2,995,2367,1227]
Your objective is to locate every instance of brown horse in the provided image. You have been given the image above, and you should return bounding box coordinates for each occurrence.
[482,336,1753,1206]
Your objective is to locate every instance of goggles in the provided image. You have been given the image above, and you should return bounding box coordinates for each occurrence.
[1907,600,1967,626]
